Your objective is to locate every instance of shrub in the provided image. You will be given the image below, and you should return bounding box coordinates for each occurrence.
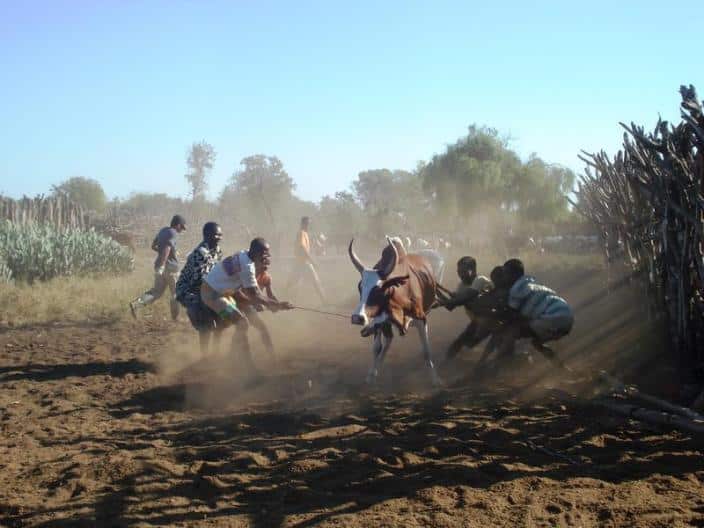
[0,220,134,282]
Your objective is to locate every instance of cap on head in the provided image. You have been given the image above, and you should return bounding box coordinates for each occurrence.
[171,214,187,229]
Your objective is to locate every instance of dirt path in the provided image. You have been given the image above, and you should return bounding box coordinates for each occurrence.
[1,265,703,527]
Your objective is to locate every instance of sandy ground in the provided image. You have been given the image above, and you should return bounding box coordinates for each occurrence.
[1,256,703,527]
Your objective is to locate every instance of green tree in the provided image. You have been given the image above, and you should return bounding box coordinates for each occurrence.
[420,125,573,232]
[185,141,216,201]
[219,155,304,250]
[514,156,575,222]
[352,169,427,237]
[319,190,364,237]
[51,176,108,212]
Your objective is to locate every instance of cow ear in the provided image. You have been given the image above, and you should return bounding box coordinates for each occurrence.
[382,275,409,290]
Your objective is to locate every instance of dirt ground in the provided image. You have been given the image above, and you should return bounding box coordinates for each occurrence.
[1,254,703,527]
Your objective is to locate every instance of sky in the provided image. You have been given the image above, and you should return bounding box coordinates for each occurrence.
[1,1,703,203]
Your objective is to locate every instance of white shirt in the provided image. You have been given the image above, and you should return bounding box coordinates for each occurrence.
[204,250,257,294]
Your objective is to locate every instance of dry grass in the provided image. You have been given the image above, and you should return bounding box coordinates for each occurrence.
[0,251,168,327]
[0,247,604,328]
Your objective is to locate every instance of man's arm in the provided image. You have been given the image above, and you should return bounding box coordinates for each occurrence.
[241,287,290,309]
[442,287,480,311]
[154,245,171,272]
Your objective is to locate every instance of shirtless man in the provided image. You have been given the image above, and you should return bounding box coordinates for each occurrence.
[285,216,326,304]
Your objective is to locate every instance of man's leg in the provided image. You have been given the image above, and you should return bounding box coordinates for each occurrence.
[528,315,573,371]
[446,321,477,359]
[285,262,303,298]
[130,272,168,317]
[231,316,258,373]
[167,273,179,321]
[304,262,326,304]
[490,322,522,368]
[248,309,275,359]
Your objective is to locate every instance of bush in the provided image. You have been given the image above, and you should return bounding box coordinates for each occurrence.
[0,220,134,282]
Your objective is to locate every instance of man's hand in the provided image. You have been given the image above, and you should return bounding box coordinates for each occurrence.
[278,301,295,311]
[444,300,458,312]
[155,266,165,277]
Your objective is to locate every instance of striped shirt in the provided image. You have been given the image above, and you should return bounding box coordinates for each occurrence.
[508,276,572,320]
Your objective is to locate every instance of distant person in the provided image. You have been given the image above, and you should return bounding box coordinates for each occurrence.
[130,214,187,320]
[201,238,293,372]
[175,222,223,354]
[285,216,326,304]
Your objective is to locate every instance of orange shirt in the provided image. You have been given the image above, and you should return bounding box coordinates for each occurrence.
[295,229,310,260]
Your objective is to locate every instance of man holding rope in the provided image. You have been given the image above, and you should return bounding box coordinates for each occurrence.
[201,237,293,372]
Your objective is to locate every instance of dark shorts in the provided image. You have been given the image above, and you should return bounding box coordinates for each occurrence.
[185,298,219,331]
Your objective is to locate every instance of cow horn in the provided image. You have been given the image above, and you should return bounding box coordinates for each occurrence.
[348,238,365,274]
[379,237,398,278]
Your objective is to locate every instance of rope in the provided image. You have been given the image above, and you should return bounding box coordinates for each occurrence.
[292,305,349,319]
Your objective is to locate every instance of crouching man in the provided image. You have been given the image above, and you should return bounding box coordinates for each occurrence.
[201,238,293,372]
[175,222,223,356]
[494,258,574,369]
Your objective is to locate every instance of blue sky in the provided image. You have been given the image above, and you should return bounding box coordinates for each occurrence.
[1,1,702,203]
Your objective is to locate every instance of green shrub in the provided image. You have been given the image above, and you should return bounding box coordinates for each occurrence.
[0,220,134,282]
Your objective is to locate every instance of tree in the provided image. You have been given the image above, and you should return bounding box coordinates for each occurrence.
[352,169,427,238]
[319,190,364,238]
[220,155,301,251]
[51,176,107,212]
[185,141,216,201]
[419,124,573,233]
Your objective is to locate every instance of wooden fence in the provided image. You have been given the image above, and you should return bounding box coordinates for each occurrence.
[572,85,704,390]
[0,194,88,231]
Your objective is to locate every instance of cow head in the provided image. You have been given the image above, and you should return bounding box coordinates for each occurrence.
[349,237,407,335]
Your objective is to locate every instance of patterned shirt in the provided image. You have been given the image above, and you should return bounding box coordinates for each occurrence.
[175,241,223,307]
[507,275,572,320]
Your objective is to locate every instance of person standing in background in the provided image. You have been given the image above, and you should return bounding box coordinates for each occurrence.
[130,214,187,320]
[285,216,326,304]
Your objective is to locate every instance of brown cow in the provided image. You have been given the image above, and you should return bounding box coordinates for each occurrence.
[349,237,443,386]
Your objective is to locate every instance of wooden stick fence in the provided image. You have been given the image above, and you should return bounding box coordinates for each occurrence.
[572,85,704,390]
[0,194,88,231]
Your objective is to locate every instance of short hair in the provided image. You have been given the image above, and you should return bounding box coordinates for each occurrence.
[249,237,270,257]
[503,258,525,282]
[170,214,186,228]
[490,265,505,286]
[202,221,220,238]
[457,256,477,272]
[301,216,310,225]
